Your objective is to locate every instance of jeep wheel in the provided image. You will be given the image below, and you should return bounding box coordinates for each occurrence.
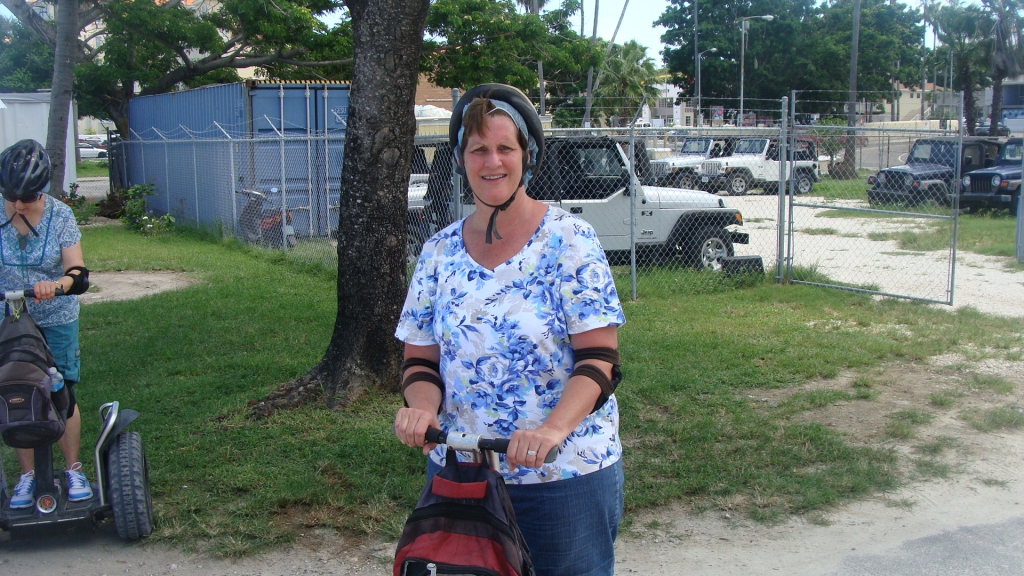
[793,173,813,195]
[688,227,734,270]
[728,174,750,196]
[674,172,698,189]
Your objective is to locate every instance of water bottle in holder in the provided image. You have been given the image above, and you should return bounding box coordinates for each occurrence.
[48,366,64,393]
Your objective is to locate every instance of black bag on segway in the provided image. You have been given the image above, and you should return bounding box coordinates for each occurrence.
[393,448,535,576]
[0,307,66,448]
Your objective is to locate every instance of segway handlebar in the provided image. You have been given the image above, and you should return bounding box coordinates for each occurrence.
[1,287,65,300]
[425,427,558,464]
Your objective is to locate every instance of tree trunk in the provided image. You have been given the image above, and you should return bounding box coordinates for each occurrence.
[46,0,78,198]
[959,64,976,136]
[250,0,430,417]
[832,0,861,180]
[991,73,1004,135]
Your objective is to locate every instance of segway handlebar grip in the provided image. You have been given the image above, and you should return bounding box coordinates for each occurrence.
[424,427,557,463]
[2,287,65,300]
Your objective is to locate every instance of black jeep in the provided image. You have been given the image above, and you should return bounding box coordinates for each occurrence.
[867,137,1001,206]
[960,138,1022,214]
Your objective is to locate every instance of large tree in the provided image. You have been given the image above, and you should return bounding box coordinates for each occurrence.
[251,0,430,414]
[931,0,991,134]
[657,0,923,115]
[983,0,1023,134]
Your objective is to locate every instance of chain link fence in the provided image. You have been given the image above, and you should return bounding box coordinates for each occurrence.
[786,92,965,305]
[114,93,967,305]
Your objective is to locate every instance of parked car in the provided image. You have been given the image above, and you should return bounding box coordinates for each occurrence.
[974,123,1011,137]
[866,137,1001,206]
[77,144,107,159]
[960,138,1022,214]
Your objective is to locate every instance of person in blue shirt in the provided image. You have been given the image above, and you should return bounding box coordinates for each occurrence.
[0,140,92,509]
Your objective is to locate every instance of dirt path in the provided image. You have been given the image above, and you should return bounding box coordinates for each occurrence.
[3,232,1024,573]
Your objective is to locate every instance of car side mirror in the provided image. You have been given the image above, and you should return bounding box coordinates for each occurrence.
[621,166,631,195]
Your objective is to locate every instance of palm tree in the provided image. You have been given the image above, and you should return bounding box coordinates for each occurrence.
[516,0,549,113]
[983,0,1023,134]
[932,0,990,135]
[594,40,660,125]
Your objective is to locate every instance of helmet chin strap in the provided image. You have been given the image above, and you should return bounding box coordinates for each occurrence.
[473,188,519,244]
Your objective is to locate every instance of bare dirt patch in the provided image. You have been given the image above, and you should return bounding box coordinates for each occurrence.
[79,271,195,305]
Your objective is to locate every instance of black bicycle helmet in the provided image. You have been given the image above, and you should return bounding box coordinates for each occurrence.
[0,139,51,203]
[449,84,546,243]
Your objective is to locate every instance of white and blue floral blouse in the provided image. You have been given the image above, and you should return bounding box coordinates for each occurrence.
[0,196,81,327]
[395,206,626,484]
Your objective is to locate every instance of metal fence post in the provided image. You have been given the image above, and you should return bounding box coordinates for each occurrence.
[786,94,797,281]
[154,129,170,215]
[777,97,788,283]
[1019,138,1024,263]
[215,122,236,238]
[181,125,199,226]
[629,96,647,302]
[948,92,964,305]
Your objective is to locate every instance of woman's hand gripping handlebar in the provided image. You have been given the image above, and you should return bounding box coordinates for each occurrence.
[425,427,558,464]
[1,287,66,302]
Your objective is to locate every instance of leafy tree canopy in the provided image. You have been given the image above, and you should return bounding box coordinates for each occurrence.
[0,16,53,92]
[657,0,925,112]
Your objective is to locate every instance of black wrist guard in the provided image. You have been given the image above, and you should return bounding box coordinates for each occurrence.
[63,266,89,296]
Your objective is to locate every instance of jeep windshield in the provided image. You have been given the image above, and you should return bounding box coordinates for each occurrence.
[907,141,958,167]
[997,140,1023,165]
[733,139,767,154]
[678,138,711,155]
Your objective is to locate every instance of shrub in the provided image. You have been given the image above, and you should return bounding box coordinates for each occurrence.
[120,185,174,235]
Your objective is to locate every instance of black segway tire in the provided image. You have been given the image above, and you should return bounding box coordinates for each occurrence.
[107,431,154,540]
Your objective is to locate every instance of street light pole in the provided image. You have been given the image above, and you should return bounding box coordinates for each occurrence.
[738,14,774,126]
[697,47,717,128]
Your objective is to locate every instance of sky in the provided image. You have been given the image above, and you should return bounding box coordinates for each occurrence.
[576,0,672,66]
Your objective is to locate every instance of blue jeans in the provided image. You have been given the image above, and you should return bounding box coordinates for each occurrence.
[426,457,624,576]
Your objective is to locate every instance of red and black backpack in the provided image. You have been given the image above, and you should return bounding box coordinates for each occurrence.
[394,448,535,576]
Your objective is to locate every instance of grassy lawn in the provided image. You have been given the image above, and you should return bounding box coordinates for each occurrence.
[814,204,1020,261]
[76,160,109,179]
[814,170,874,202]
[8,225,1022,554]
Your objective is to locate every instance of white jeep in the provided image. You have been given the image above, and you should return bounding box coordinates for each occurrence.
[410,136,753,270]
[697,137,820,195]
[649,136,737,189]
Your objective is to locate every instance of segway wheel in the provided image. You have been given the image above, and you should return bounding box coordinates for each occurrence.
[107,431,154,540]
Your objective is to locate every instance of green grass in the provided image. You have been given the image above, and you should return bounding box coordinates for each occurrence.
[10,224,1024,554]
[914,436,958,457]
[967,374,1016,394]
[962,407,1024,432]
[884,410,935,439]
[814,171,874,201]
[75,160,109,178]
[929,391,963,407]
[801,228,840,236]
[842,210,1019,258]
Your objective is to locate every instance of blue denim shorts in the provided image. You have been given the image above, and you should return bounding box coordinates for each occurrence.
[427,457,624,576]
[41,320,80,383]
[41,320,80,418]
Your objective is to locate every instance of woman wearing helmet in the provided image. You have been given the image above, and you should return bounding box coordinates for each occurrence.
[0,139,93,509]
[394,85,625,575]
